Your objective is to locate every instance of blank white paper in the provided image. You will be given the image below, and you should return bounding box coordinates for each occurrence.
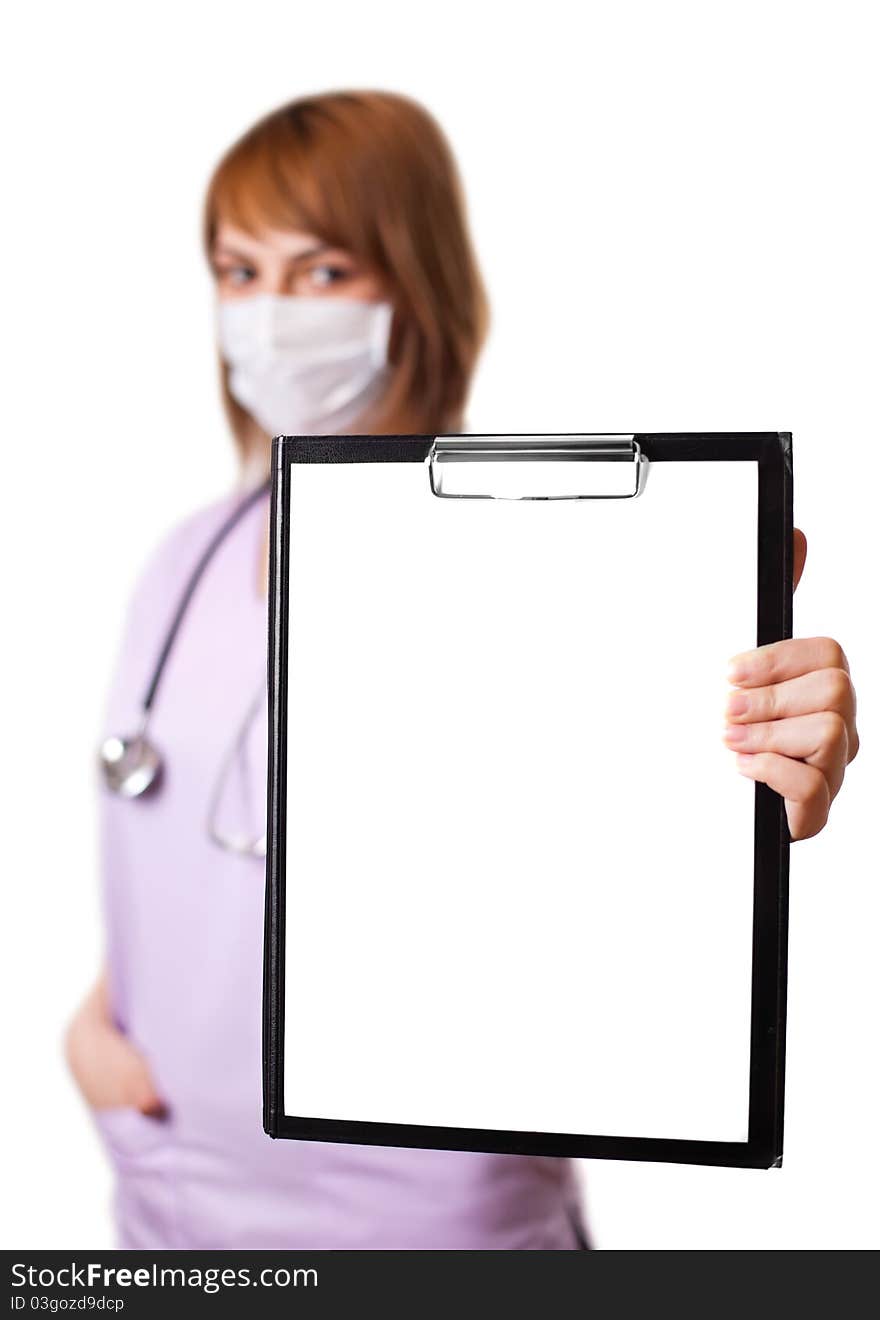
[282,458,758,1144]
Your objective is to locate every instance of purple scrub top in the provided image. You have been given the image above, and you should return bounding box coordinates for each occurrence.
[94,485,588,1249]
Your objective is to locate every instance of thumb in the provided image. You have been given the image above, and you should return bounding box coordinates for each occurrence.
[131,1065,167,1118]
[118,1044,167,1117]
[793,527,807,592]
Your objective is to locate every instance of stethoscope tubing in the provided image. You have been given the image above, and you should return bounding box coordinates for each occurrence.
[141,477,271,714]
[99,476,271,802]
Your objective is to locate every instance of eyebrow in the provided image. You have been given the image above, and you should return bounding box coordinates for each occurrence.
[212,242,337,266]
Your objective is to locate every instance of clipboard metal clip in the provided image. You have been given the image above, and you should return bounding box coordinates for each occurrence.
[428,435,648,501]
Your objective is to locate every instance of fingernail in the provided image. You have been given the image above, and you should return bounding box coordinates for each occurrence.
[727,658,749,684]
[723,724,747,744]
[726,691,749,717]
[141,1101,169,1121]
[735,753,753,774]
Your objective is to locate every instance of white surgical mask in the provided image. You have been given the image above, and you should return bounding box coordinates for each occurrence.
[217,293,394,437]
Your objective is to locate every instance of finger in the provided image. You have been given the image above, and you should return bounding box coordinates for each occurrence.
[734,751,830,841]
[723,711,848,798]
[138,1096,168,1120]
[725,667,857,753]
[124,1059,167,1118]
[793,528,807,592]
[728,636,851,687]
[103,1031,166,1116]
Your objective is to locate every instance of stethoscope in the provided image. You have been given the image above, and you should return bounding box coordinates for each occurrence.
[98,478,272,823]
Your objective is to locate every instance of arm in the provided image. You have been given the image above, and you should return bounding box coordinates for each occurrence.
[723,529,859,841]
[64,969,165,1116]
[67,508,229,1118]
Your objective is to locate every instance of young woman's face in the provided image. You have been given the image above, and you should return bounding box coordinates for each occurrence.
[210,221,387,303]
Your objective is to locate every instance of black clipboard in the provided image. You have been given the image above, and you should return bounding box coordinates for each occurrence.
[264,432,792,1169]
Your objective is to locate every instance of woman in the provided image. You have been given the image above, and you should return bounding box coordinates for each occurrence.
[66,90,859,1249]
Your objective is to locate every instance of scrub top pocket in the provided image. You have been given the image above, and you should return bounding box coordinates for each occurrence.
[91,1106,180,1249]
[92,1105,170,1161]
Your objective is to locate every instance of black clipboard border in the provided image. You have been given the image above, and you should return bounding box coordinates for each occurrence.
[264,432,792,1169]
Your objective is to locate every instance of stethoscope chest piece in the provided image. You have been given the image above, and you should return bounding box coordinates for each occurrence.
[99,730,163,799]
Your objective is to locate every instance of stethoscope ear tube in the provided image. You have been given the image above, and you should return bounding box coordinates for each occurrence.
[99,477,272,800]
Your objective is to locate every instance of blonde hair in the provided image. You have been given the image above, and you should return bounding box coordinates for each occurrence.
[203,90,490,466]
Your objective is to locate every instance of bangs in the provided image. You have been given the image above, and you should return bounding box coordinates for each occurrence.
[204,110,353,251]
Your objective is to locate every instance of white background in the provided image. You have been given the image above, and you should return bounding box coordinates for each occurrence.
[283,462,758,1144]
[2,0,877,1248]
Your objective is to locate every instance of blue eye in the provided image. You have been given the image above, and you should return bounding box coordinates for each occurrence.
[309,265,348,287]
[229,265,256,286]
